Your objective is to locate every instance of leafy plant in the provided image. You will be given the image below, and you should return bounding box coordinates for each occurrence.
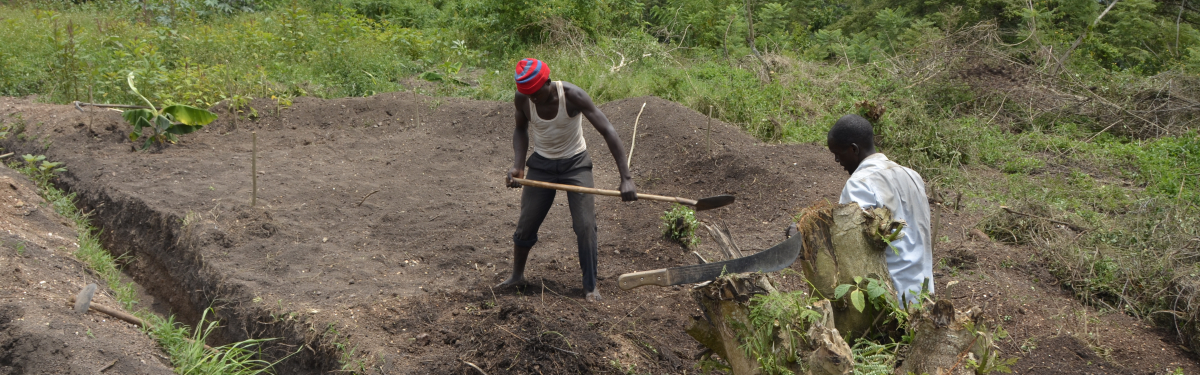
[963,322,1018,374]
[660,204,700,248]
[740,290,823,374]
[123,72,218,150]
[834,276,899,314]
[17,154,66,187]
[851,339,899,375]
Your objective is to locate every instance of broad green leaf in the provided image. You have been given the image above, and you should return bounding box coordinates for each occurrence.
[867,285,887,301]
[154,115,172,132]
[853,276,863,285]
[162,105,217,126]
[851,290,866,312]
[129,130,140,142]
[165,124,199,135]
[122,109,154,125]
[134,116,153,131]
[419,71,445,82]
[142,136,154,150]
[834,284,852,299]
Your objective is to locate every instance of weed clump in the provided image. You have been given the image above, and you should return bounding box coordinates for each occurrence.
[660,204,700,248]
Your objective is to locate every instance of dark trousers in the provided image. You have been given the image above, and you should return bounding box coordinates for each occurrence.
[512,151,598,292]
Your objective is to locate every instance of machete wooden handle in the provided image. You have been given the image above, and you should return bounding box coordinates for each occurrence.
[512,178,698,206]
[618,269,671,290]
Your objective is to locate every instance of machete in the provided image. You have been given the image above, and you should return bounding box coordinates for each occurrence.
[618,232,804,290]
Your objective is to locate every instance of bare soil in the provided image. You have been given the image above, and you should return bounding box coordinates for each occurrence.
[0,93,1195,374]
[0,165,173,375]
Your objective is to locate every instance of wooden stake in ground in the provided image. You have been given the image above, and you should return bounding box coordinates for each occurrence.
[706,105,713,158]
[251,131,257,207]
[626,102,647,169]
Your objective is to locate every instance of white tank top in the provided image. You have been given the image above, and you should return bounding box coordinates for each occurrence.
[528,81,587,159]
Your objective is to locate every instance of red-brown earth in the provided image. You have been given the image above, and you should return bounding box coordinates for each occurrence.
[0,93,1195,374]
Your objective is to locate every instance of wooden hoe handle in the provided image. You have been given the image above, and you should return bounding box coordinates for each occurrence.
[512,178,697,206]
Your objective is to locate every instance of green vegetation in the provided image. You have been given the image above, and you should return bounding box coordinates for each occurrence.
[742,290,824,373]
[833,276,898,314]
[3,0,1200,366]
[123,72,218,149]
[660,203,700,248]
[17,154,65,188]
[147,308,287,375]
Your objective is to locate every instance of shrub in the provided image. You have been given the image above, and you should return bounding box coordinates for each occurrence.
[661,204,700,248]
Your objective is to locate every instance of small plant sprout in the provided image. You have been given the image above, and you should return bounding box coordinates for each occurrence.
[661,204,700,248]
[834,276,898,313]
[19,154,66,186]
[123,72,218,150]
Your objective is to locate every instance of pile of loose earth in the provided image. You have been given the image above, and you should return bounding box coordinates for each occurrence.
[0,93,1195,374]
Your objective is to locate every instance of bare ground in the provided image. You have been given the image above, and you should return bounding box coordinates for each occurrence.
[0,93,1194,374]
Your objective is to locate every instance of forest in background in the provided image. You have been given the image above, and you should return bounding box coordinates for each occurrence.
[2,0,1200,359]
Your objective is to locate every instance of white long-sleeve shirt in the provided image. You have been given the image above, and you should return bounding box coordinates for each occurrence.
[839,153,933,304]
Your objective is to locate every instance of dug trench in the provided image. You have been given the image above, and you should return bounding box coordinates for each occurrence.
[0,93,1196,374]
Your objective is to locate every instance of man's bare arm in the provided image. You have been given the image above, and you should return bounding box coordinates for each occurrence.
[565,83,637,201]
[508,95,531,188]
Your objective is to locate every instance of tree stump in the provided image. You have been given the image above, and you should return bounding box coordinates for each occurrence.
[795,202,901,339]
[685,275,853,375]
[897,300,1000,375]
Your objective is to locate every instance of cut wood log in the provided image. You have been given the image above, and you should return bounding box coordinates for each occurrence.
[686,274,769,375]
[685,274,852,375]
[795,202,900,339]
[703,222,744,259]
[897,299,999,375]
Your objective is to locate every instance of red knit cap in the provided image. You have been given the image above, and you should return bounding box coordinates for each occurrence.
[514,58,550,95]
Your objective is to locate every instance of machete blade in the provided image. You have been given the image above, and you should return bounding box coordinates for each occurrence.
[618,232,804,290]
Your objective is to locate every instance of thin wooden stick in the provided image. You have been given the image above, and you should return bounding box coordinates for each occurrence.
[77,299,144,327]
[463,361,489,375]
[1061,119,1122,158]
[99,359,118,372]
[626,102,647,169]
[1001,206,1086,231]
[356,190,379,207]
[72,101,151,111]
[495,324,528,342]
[251,132,257,207]
[1178,160,1188,201]
[706,105,713,158]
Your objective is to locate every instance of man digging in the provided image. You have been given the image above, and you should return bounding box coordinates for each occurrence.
[499,58,637,302]
[825,114,934,305]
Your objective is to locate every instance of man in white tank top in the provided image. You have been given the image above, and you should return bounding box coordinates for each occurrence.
[500,58,637,302]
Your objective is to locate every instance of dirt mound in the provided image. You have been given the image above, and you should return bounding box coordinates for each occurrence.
[0,166,173,375]
[0,93,1196,374]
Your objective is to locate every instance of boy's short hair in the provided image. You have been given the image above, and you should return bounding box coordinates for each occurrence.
[828,114,874,147]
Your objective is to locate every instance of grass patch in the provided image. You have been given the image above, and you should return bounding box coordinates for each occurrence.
[146,309,287,375]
